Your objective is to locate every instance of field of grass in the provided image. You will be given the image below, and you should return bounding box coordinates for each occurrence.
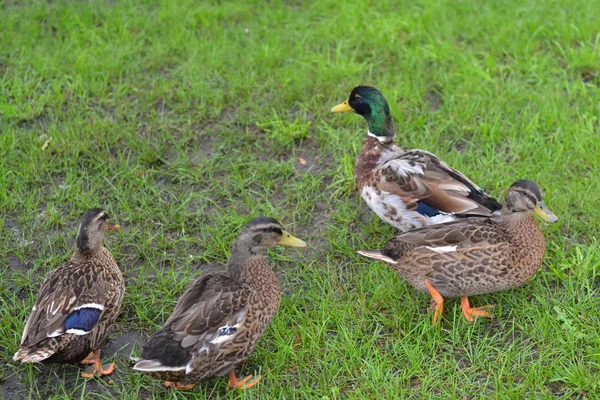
[1,0,599,398]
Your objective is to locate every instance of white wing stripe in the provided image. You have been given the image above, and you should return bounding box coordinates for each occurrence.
[425,245,457,254]
[133,362,187,372]
[74,303,104,311]
[65,328,91,335]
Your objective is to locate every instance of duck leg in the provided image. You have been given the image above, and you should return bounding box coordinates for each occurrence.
[460,297,495,322]
[228,369,262,390]
[424,279,444,324]
[80,349,114,378]
[164,381,195,389]
[79,351,96,365]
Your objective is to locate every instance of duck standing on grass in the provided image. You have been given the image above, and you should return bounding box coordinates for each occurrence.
[13,208,124,378]
[133,217,307,390]
[332,86,501,231]
[358,180,557,324]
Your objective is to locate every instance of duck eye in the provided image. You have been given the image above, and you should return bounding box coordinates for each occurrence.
[354,94,362,101]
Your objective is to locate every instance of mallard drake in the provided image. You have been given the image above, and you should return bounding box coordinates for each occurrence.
[133,217,307,390]
[332,86,501,231]
[358,180,557,324]
[13,208,124,377]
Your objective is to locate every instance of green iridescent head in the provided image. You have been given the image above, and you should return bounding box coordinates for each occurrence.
[331,86,394,138]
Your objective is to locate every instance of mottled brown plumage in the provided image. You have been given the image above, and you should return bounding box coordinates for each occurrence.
[133,217,306,389]
[13,208,124,377]
[358,180,558,323]
[333,86,501,231]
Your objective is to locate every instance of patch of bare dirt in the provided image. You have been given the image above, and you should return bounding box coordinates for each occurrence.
[188,133,216,164]
[5,253,33,273]
[452,138,471,153]
[1,369,28,400]
[103,331,145,361]
[14,112,50,131]
[423,86,443,112]
[2,331,147,399]
[291,137,328,176]
[154,99,171,116]
[581,69,599,87]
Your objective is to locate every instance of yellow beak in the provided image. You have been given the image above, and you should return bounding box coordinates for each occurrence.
[108,224,120,231]
[331,100,355,113]
[277,231,307,248]
[534,202,558,223]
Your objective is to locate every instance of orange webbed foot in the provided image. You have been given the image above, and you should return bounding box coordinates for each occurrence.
[461,297,495,322]
[80,349,115,378]
[424,279,444,325]
[164,381,195,390]
[228,370,262,390]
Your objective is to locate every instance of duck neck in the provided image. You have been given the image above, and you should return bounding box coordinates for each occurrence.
[364,110,395,143]
[229,240,256,266]
[228,240,265,282]
[71,246,114,265]
[228,254,278,292]
[501,213,546,265]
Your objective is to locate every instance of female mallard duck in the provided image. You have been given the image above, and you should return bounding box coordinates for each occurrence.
[332,86,501,231]
[133,217,306,390]
[358,180,557,324]
[13,208,123,377]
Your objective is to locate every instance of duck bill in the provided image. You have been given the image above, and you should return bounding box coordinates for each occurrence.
[331,100,354,113]
[534,202,558,222]
[107,224,121,231]
[277,231,307,248]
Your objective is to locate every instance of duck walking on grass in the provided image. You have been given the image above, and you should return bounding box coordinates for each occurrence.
[133,217,307,390]
[332,86,501,231]
[358,180,557,324]
[13,208,124,378]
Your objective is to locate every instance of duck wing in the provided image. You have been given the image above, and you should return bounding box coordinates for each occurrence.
[381,217,506,260]
[14,262,112,362]
[135,274,252,371]
[377,149,501,217]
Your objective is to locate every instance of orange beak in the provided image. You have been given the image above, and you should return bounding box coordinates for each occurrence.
[107,224,120,231]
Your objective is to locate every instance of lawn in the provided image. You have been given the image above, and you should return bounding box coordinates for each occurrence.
[1,0,599,398]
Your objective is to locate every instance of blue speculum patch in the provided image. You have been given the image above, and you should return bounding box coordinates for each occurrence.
[415,201,443,217]
[217,326,237,336]
[64,308,102,332]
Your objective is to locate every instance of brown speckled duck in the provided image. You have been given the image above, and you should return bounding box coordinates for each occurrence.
[332,86,501,231]
[133,217,307,390]
[13,208,124,377]
[358,180,557,324]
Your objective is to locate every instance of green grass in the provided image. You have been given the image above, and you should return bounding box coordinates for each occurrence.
[1,0,599,398]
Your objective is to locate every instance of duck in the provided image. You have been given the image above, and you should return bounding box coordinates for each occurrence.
[13,208,124,378]
[133,217,307,390]
[358,180,557,324]
[332,85,502,231]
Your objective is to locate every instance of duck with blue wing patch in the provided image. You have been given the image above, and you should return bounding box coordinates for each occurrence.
[133,216,307,390]
[332,86,501,231]
[358,180,557,324]
[13,208,124,378]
